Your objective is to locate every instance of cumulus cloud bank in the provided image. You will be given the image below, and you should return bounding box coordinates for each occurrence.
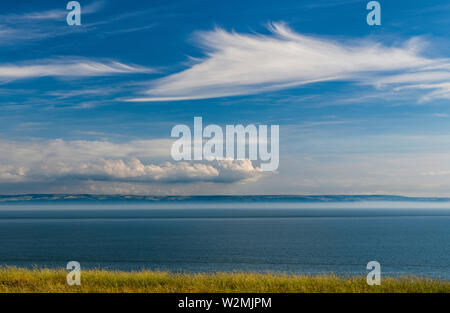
[35,158,261,183]
[0,139,262,187]
[128,23,450,102]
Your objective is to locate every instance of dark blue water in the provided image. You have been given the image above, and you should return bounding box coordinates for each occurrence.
[1,202,449,279]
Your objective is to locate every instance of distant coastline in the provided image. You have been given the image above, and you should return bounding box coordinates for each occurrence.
[1,194,450,204]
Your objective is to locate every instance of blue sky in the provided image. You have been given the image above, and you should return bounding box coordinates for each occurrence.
[0,0,449,195]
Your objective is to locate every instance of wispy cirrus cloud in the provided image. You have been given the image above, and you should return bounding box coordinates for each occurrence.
[391,82,450,103]
[0,1,104,44]
[0,1,104,23]
[127,22,450,103]
[0,58,152,82]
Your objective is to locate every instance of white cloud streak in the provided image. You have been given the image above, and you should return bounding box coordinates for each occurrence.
[0,58,151,81]
[0,1,104,23]
[0,1,105,44]
[127,23,450,102]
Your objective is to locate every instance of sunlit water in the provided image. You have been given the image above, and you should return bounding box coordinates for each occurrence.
[0,202,449,279]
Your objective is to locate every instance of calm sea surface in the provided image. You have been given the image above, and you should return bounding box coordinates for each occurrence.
[1,202,449,279]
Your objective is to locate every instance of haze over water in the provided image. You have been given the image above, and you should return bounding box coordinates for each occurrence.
[1,201,449,279]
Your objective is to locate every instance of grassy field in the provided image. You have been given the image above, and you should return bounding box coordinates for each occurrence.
[0,267,449,293]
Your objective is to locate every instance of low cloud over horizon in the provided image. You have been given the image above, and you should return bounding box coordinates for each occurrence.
[0,139,263,194]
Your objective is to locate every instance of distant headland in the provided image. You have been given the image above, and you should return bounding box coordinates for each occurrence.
[1,194,450,204]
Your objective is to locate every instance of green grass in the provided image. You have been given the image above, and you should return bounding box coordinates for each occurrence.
[0,267,449,293]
